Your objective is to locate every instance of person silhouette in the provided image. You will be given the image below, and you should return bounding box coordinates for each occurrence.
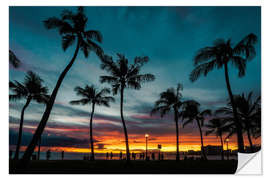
[46,149,51,160]
[119,151,122,160]
[61,151,64,160]
[110,152,113,160]
[151,153,155,160]
[106,152,109,160]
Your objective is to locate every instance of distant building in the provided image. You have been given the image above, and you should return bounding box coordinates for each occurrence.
[203,145,223,155]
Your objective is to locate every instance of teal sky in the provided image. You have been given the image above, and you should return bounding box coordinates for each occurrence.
[9,6,261,149]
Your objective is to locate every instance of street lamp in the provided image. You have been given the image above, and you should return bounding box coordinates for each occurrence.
[225,138,229,160]
[145,134,149,160]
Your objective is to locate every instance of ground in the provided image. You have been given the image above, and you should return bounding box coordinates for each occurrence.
[10,160,237,174]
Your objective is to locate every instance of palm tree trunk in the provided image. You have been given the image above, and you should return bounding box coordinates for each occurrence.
[90,103,95,160]
[196,119,207,160]
[37,137,41,160]
[247,128,254,153]
[120,86,130,161]
[219,134,224,160]
[174,108,180,161]
[224,63,245,152]
[14,96,32,160]
[21,38,81,163]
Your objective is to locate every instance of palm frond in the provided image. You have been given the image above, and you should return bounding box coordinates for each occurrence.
[231,56,246,77]
[86,40,104,59]
[43,17,64,29]
[234,33,257,60]
[9,50,21,68]
[183,118,193,128]
[129,74,155,83]
[189,60,217,82]
[62,34,75,51]
[70,98,90,105]
[9,94,24,101]
[193,45,220,66]
[134,56,149,67]
[80,40,90,58]
[85,30,102,43]
[100,76,119,84]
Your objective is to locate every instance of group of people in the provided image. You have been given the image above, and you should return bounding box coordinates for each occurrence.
[105,152,165,160]
[45,149,65,160]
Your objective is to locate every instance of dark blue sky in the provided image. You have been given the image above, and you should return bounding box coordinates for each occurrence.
[9,6,261,150]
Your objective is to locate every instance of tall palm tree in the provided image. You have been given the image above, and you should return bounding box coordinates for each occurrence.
[151,83,183,161]
[216,92,261,153]
[189,34,257,152]
[70,85,115,160]
[252,106,261,140]
[22,7,103,161]
[9,50,21,68]
[205,118,227,160]
[100,54,155,161]
[9,71,49,160]
[181,100,211,160]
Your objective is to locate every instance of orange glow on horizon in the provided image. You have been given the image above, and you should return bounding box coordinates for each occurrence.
[13,134,260,154]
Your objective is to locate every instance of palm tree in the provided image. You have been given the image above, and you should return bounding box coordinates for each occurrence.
[70,85,115,160]
[151,83,183,161]
[252,106,261,140]
[9,50,21,68]
[22,7,103,161]
[205,118,227,160]
[100,54,155,161]
[181,100,211,160]
[9,71,49,160]
[189,34,257,152]
[216,92,261,153]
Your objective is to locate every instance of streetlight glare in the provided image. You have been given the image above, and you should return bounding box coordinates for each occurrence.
[145,134,149,138]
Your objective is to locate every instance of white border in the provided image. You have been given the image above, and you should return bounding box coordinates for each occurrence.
[2,0,269,179]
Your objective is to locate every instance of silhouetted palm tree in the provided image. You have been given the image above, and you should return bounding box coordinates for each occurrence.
[216,92,261,152]
[22,7,103,161]
[100,54,155,161]
[181,100,211,160]
[252,106,261,140]
[9,50,21,68]
[70,85,115,160]
[205,118,227,160]
[189,34,257,152]
[9,71,49,160]
[151,83,183,161]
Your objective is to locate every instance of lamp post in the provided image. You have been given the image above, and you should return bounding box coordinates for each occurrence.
[158,144,162,160]
[225,138,229,160]
[145,134,149,161]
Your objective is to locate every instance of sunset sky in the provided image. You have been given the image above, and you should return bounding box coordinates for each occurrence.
[9,6,261,154]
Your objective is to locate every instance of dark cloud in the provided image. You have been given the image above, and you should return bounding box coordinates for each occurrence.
[9,129,90,148]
